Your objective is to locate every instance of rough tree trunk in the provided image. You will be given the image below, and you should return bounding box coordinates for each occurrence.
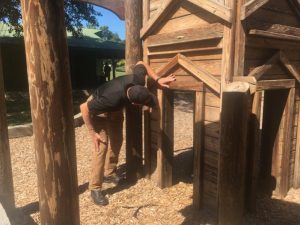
[20,1,80,224]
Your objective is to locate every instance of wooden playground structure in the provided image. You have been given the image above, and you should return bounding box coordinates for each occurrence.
[0,0,300,225]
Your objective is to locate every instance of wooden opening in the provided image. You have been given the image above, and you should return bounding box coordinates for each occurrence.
[153,88,205,208]
[259,88,294,198]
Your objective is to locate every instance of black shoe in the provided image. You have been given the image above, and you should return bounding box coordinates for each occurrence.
[91,190,109,206]
[104,174,120,185]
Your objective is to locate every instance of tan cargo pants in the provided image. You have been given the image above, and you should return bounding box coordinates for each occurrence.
[89,110,124,191]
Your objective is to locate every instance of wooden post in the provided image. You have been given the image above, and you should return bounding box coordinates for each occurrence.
[0,46,15,210]
[157,89,174,188]
[125,0,143,181]
[193,91,204,209]
[219,82,250,225]
[221,0,238,87]
[280,87,295,197]
[294,89,300,188]
[20,1,80,224]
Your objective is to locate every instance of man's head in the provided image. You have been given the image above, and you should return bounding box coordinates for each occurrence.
[127,85,156,107]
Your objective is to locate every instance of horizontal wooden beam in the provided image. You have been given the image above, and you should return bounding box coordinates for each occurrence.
[247,51,280,80]
[188,0,232,23]
[246,36,300,50]
[140,0,181,39]
[79,0,124,20]
[249,29,300,42]
[233,76,257,85]
[169,80,204,91]
[241,0,270,20]
[148,46,222,56]
[280,51,300,83]
[178,54,221,94]
[256,79,295,91]
[147,23,223,48]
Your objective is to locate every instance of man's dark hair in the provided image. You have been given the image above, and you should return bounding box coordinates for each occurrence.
[127,85,156,107]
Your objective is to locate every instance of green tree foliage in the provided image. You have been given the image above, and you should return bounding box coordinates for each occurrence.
[96,26,122,42]
[0,0,101,37]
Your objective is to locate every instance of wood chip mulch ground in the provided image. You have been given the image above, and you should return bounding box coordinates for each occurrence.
[7,92,300,225]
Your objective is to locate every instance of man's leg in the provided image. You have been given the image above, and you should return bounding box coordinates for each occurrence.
[89,116,108,191]
[104,110,124,177]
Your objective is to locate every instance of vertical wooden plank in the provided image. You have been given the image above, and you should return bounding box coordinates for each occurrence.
[157,89,174,188]
[143,0,150,26]
[280,87,295,197]
[234,0,246,77]
[193,91,204,209]
[20,1,80,224]
[163,90,174,187]
[125,0,144,181]
[221,0,237,87]
[0,46,15,210]
[144,106,151,178]
[143,39,152,178]
[157,89,164,187]
[246,91,262,212]
[294,89,300,188]
[219,82,250,225]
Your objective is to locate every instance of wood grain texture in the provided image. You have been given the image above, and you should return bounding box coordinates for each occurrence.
[294,89,300,188]
[178,54,221,93]
[241,0,270,20]
[147,23,223,48]
[219,82,250,225]
[20,1,79,224]
[279,87,295,197]
[280,51,300,83]
[125,0,143,181]
[188,0,232,23]
[193,91,205,209]
[141,0,182,39]
[247,52,280,80]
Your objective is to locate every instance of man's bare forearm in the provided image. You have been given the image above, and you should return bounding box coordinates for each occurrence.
[80,102,95,135]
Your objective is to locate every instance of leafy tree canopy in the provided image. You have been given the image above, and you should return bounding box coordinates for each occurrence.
[0,0,101,37]
[96,26,122,42]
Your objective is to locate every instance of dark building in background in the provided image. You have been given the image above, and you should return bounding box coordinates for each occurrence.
[0,25,125,91]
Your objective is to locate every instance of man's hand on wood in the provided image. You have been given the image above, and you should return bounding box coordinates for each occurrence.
[158,74,176,88]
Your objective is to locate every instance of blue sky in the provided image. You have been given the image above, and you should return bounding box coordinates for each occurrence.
[94,6,125,40]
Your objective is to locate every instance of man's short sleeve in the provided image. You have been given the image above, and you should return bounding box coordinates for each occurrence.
[87,98,104,115]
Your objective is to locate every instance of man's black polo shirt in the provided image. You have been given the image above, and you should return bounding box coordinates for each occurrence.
[87,66,146,115]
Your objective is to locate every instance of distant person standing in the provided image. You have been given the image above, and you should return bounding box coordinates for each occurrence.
[104,62,111,81]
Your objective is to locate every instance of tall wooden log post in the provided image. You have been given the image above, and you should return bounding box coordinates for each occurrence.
[0,46,15,210]
[125,0,143,181]
[20,1,80,225]
[219,82,250,225]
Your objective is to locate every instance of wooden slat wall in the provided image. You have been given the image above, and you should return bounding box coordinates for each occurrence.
[246,0,300,28]
[290,89,300,187]
[146,0,223,212]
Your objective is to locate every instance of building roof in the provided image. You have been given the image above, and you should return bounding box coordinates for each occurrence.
[0,23,125,52]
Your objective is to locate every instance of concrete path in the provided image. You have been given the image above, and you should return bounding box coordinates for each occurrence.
[0,202,11,225]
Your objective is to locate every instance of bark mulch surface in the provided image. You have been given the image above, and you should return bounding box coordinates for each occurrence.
[7,91,300,225]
